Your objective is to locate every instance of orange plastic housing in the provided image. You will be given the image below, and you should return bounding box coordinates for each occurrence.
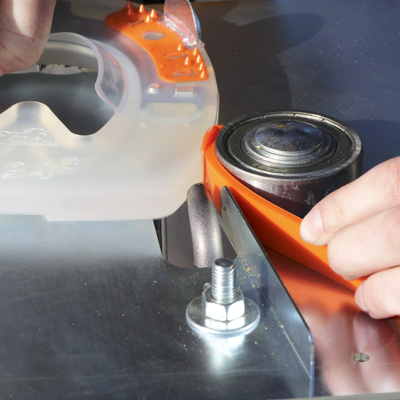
[202,125,364,291]
[105,2,207,82]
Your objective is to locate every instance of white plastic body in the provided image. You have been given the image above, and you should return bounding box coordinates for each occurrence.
[0,26,218,221]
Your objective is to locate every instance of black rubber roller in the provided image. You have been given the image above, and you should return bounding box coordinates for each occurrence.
[215,111,363,217]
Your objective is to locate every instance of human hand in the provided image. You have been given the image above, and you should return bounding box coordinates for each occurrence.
[300,157,400,319]
[0,0,57,75]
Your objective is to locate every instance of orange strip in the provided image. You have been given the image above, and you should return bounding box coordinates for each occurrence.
[105,2,207,82]
[202,125,364,291]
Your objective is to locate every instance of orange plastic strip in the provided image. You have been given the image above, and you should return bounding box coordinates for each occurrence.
[105,2,207,82]
[202,125,364,291]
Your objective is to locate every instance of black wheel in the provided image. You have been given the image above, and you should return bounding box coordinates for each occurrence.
[216,111,363,217]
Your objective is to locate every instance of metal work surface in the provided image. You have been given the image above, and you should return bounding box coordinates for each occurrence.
[1,0,400,399]
[0,210,307,399]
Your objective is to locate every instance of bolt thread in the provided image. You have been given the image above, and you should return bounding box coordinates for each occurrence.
[211,258,237,304]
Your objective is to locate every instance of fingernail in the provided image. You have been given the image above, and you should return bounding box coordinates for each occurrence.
[355,282,369,314]
[300,207,324,244]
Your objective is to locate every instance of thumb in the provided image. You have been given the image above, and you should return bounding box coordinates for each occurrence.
[355,267,400,319]
[0,0,57,74]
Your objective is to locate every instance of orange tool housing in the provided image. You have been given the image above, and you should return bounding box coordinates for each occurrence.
[105,2,207,82]
[202,125,364,291]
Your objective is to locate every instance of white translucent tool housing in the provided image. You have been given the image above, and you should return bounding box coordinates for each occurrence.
[0,25,218,221]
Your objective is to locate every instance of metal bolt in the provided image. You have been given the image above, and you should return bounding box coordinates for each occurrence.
[186,258,260,335]
[211,258,237,304]
[201,258,245,322]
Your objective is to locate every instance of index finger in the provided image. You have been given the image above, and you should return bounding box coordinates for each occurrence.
[300,156,400,245]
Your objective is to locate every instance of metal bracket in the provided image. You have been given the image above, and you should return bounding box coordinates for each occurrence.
[186,184,315,396]
[220,186,315,385]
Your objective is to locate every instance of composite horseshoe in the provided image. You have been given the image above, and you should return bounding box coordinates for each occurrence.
[0,0,218,222]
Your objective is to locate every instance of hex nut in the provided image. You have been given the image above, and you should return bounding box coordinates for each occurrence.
[202,287,245,322]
